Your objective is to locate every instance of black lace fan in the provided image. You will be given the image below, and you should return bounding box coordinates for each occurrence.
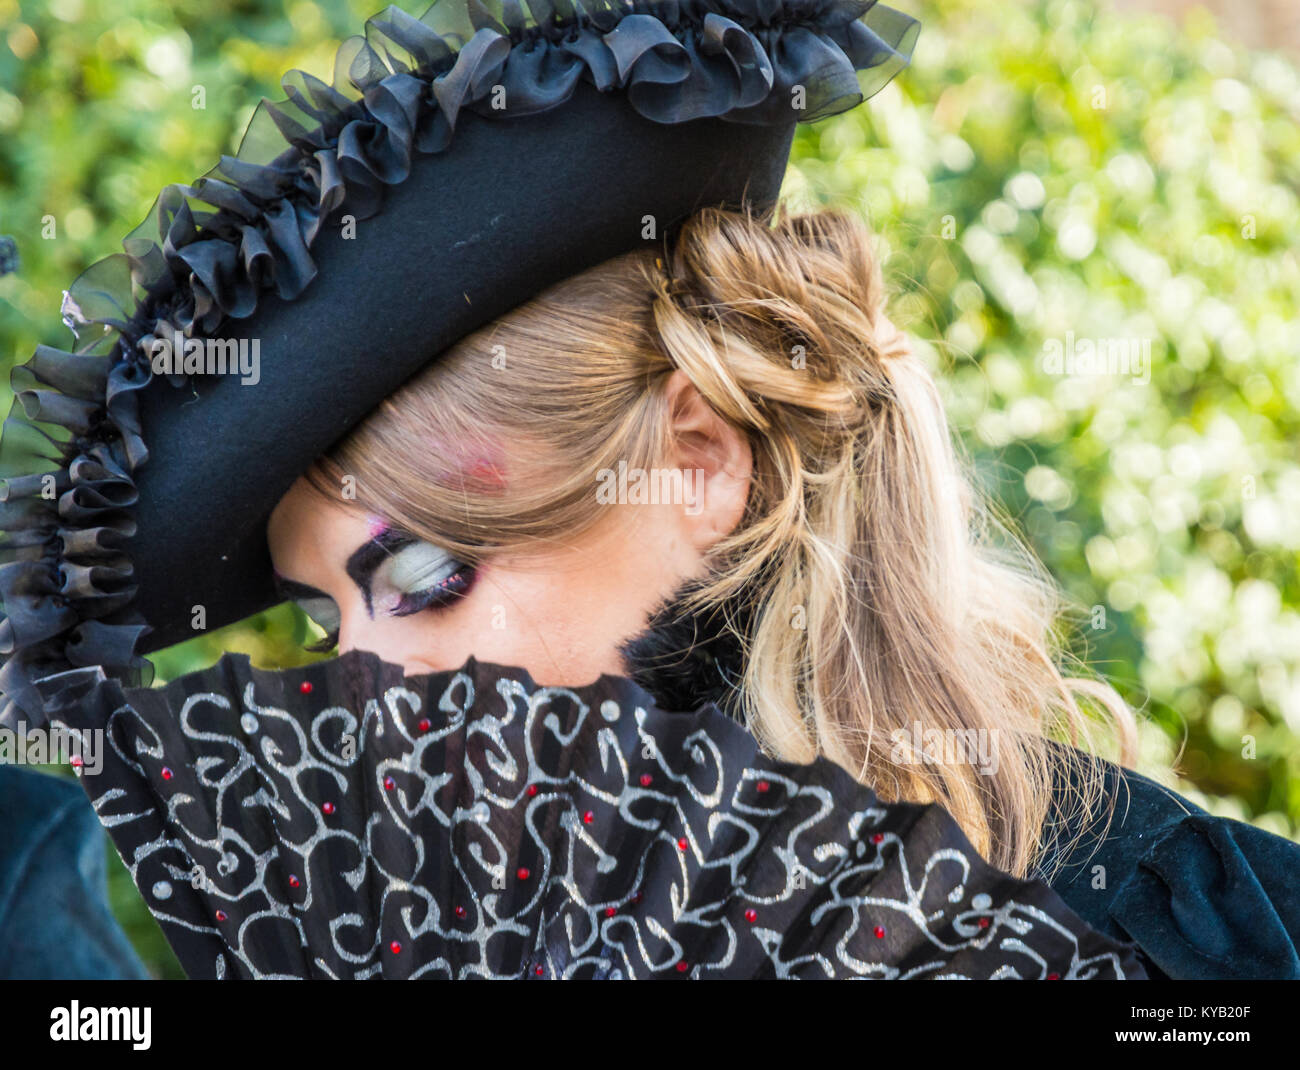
[34,651,1145,979]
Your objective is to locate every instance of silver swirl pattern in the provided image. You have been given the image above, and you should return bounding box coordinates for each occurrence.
[34,650,1146,979]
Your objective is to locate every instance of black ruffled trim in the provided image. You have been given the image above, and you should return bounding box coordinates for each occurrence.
[0,0,918,726]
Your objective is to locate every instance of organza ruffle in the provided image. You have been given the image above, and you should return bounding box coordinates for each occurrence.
[0,0,918,725]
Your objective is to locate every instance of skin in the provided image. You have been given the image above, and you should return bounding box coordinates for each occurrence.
[266,371,752,686]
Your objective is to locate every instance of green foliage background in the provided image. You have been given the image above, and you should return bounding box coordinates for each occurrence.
[1,0,1296,977]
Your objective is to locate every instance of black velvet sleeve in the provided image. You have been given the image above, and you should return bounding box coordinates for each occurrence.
[1040,745,1300,980]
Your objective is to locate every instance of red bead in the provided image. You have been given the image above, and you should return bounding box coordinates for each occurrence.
[527,784,538,797]
[300,681,313,694]
[756,780,769,793]
[384,776,395,791]
[288,874,300,888]
[321,801,335,815]
[677,837,688,851]
[978,917,990,929]
[454,905,466,918]
[516,867,531,881]
[161,767,173,781]
[1047,972,1061,980]
[389,941,402,954]
[215,910,227,922]
[605,907,616,918]
[874,926,885,939]
[639,774,653,787]
[417,718,431,733]
[871,833,884,844]
[583,810,594,824]
[675,961,689,973]
[70,755,83,770]
[534,965,544,976]
[744,909,758,924]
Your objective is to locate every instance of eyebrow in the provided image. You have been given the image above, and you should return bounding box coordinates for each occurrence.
[345,528,413,616]
[273,574,332,604]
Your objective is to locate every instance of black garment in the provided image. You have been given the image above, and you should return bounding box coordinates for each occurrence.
[1040,748,1300,980]
[621,582,1300,981]
[0,766,146,979]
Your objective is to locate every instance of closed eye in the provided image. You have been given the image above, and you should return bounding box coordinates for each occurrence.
[369,539,477,618]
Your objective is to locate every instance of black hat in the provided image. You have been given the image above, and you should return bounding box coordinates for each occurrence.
[0,0,917,722]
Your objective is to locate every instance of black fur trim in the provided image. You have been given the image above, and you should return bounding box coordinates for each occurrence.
[618,579,751,720]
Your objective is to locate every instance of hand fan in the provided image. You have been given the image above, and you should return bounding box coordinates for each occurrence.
[34,651,1146,979]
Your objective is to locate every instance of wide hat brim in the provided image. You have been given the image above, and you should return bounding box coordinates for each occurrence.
[0,0,918,721]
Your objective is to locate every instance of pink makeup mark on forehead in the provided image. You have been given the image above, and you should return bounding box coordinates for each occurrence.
[366,515,390,538]
[465,457,507,490]
[423,431,509,492]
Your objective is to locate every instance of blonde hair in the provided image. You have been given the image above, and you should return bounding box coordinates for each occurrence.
[310,205,1138,876]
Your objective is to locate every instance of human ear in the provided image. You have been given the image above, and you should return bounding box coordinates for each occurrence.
[661,369,752,550]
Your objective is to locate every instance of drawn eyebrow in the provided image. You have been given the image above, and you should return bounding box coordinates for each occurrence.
[344,528,413,617]
[273,574,333,604]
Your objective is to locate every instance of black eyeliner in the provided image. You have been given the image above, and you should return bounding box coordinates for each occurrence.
[344,529,414,617]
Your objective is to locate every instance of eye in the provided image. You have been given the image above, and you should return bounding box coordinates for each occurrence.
[274,577,341,652]
[296,593,341,649]
[371,540,476,617]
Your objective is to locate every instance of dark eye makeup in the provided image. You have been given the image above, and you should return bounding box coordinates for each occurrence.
[274,528,477,652]
[348,529,478,619]
[273,575,343,652]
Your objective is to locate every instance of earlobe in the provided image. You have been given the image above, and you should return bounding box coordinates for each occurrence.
[662,370,752,549]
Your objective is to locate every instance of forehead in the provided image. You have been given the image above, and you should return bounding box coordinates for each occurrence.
[266,477,374,586]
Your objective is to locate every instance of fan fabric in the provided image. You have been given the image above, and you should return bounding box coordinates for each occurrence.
[35,650,1146,979]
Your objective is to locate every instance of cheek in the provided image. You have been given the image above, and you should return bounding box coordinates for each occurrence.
[337,567,626,681]
[450,565,664,677]
[331,520,694,683]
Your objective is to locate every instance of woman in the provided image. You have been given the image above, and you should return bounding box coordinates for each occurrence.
[272,204,1120,883]
[265,204,1300,980]
[0,0,1293,979]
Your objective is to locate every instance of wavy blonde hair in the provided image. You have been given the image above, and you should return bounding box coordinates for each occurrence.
[310,205,1138,876]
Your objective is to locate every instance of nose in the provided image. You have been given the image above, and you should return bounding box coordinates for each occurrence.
[334,604,372,658]
[334,602,426,671]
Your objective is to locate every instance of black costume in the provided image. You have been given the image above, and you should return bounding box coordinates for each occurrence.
[0,766,146,979]
[0,0,1294,979]
[1037,749,1300,980]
